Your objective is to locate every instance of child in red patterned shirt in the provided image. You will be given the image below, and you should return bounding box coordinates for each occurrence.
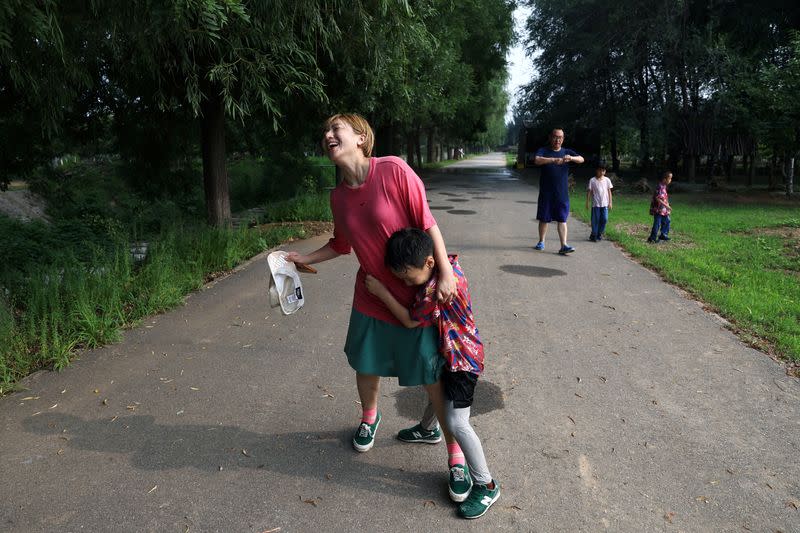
[365,228,499,520]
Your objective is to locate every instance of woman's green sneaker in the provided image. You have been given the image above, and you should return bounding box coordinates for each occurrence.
[458,480,500,519]
[397,423,442,444]
[448,464,473,502]
[352,412,381,452]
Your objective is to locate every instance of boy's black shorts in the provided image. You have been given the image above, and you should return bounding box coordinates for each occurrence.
[442,371,479,409]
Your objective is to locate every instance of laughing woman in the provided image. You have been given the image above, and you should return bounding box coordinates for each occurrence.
[285,113,458,459]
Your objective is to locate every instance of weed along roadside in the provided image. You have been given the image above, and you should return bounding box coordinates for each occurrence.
[0,157,335,393]
[567,186,800,371]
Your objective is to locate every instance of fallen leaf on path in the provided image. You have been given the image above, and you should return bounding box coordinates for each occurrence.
[695,495,708,504]
[423,500,436,508]
[242,449,251,457]
[575,393,584,398]
[102,399,108,406]
[302,498,318,507]
[93,389,99,394]
[786,499,800,510]
[567,416,576,425]
[57,449,64,455]
[322,393,334,399]
[599,376,607,383]
[664,512,675,523]
[49,404,58,409]
[190,387,200,391]
[507,505,522,511]
[21,396,39,401]
[147,485,158,494]
[261,528,281,533]
[325,474,332,480]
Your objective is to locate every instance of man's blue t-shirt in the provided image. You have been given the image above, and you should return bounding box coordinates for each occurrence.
[535,147,579,198]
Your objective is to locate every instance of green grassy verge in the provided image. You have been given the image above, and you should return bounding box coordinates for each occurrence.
[0,222,307,393]
[0,155,336,393]
[570,189,800,362]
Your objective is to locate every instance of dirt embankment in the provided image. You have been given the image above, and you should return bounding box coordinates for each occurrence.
[0,188,49,222]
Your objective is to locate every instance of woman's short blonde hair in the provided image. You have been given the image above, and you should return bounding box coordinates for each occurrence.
[323,113,375,157]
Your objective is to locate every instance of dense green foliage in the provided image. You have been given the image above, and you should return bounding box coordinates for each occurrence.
[570,189,800,361]
[518,1,800,188]
[1,1,515,215]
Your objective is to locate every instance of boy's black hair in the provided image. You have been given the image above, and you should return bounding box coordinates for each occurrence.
[596,159,607,170]
[385,228,433,272]
[661,170,673,180]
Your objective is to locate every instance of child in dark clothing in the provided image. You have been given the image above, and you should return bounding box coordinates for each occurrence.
[365,228,500,519]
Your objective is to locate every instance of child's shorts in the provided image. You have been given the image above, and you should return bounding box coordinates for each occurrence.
[344,309,443,386]
[443,371,479,409]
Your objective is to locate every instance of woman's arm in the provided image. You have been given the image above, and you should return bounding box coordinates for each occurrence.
[426,224,456,304]
[284,242,341,265]
[365,275,421,328]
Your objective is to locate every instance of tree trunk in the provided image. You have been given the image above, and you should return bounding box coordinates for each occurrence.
[725,155,735,182]
[415,126,422,167]
[406,134,415,167]
[787,157,795,196]
[706,153,715,184]
[610,115,620,172]
[200,91,231,227]
[683,154,695,181]
[748,151,757,187]
[427,129,434,164]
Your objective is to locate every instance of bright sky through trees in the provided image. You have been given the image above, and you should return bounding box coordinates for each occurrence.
[505,4,534,122]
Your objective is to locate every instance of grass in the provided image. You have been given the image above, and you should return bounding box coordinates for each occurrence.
[422,154,480,170]
[505,152,518,167]
[0,155,337,393]
[570,188,800,363]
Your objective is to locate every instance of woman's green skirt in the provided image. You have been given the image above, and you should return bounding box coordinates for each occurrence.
[344,309,442,386]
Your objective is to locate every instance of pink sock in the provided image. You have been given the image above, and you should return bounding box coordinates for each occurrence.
[361,408,377,425]
[447,442,465,467]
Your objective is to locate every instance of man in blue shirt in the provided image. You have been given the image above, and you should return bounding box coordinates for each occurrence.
[533,128,584,254]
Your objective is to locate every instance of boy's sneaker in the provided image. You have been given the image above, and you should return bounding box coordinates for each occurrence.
[589,234,597,242]
[533,241,545,251]
[397,423,442,444]
[448,463,473,502]
[352,412,381,452]
[458,480,500,519]
[558,245,575,255]
[658,235,670,241]
[646,237,658,243]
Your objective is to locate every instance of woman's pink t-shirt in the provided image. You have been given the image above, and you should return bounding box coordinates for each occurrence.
[328,156,436,325]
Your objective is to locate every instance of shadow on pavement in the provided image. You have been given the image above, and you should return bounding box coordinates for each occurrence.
[22,413,442,498]
[393,380,505,419]
[499,265,567,278]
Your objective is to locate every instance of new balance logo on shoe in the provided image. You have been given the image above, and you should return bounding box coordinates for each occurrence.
[480,495,494,506]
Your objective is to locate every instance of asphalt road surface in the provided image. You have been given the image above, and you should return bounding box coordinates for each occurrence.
[2,153,798,532]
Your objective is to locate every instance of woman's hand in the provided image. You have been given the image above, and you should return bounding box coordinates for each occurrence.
[283,251,310,265]
[436,269,457,304]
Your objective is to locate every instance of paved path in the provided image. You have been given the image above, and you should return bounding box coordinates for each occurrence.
[2,153,798,532]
